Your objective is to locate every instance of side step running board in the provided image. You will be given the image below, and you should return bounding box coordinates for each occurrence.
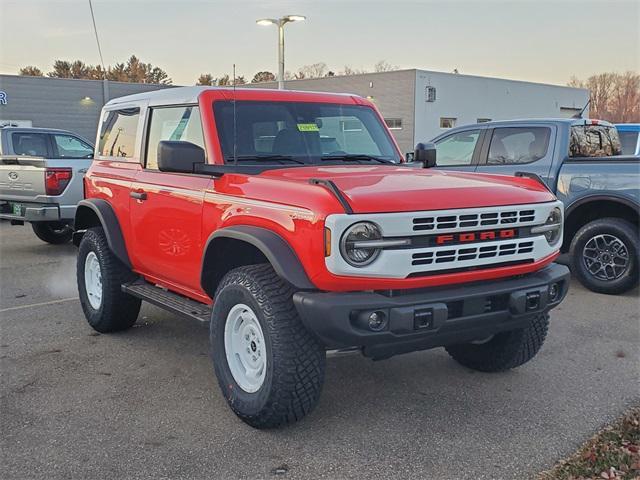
[122,280,211,323]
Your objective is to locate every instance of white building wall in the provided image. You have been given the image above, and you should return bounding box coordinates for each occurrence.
[413,70,589,144]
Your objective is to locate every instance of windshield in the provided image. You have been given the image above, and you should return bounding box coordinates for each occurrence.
[213,101,400,164]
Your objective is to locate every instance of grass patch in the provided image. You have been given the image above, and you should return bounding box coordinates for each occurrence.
[539,407,640,480]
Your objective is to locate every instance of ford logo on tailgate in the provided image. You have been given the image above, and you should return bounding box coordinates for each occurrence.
[8,172,18,180]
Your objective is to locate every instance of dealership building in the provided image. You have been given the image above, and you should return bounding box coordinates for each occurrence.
[0,70,588,151]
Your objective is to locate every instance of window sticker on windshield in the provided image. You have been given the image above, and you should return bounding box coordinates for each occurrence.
[297,123,319,132]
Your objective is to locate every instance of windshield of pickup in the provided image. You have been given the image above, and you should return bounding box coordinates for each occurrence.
[213,101,400,164]
[569,124,622,157]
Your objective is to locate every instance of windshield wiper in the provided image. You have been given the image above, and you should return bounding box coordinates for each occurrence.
[321,154,395,164]
[228,155,305,165]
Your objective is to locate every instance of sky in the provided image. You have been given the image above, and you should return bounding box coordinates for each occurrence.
[0,0,638,86]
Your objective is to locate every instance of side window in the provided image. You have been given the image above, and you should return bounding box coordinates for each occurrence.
[145,106,205,170]
[52,134,93,159]
[434,130,480,166]
[487,127,550,164]
[12,132,48,156]
[98,108,140,158]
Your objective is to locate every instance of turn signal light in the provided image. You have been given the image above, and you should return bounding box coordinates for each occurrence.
[324,227,332,256]
[45,168,72,196]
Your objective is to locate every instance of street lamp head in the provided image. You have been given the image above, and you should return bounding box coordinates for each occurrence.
[284,15,306,22]
[256,18,277,26]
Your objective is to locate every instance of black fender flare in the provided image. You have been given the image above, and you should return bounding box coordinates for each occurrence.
[564,194,640,218]
[201,226,315,292]
[73,199,132,268]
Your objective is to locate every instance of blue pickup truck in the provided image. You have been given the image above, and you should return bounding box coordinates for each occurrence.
[429,118,639,295]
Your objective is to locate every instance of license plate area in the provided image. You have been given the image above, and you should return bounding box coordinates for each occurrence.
[11,203,24,216]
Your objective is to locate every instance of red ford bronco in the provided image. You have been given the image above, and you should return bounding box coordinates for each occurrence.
[74,87,569,428]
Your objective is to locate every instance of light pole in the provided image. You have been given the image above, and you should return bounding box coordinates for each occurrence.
[256,15,306,89]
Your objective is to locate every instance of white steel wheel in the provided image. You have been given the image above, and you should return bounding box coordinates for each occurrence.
[224,303,267,393]
[84,251,103,310]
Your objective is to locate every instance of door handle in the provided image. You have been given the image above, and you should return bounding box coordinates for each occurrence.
[130,191,147,200]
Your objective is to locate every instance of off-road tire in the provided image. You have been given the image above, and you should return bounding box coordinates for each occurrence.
[31,221,73,244]
[210,264,325,429]
[77,227,141,332]
[569,217,638,295]
[445,313,549,372]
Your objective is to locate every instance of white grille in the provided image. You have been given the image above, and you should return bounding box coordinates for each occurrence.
[412,240,535,266]
[412,209,536,232]
[324,201,563,279]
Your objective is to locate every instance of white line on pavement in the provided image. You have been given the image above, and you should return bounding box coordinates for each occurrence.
[0,297,79,313]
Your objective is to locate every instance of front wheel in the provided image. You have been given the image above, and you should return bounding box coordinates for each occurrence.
[31,221,73,244]
[569,218,638,295]
[210,264,325,429]
[445,314,549,372]
[77,227,141,332]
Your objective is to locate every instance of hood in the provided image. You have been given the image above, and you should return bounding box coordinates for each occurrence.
[261,165,555,214]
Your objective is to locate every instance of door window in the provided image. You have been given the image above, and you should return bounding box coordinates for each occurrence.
[98,108,140,158]
[487,127,550,164]
[145,106,205,170]
[434,130,480,166]
[52,134,93,158]
[12,132,48,156]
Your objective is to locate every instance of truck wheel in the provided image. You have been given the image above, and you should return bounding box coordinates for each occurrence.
[31,221,72,244]
[77,227,141,333]
[210,264,325,429]
[569,218,638,295]
[445,313,549,372]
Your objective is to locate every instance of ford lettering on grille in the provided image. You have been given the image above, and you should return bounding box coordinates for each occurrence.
[435,228,516,245]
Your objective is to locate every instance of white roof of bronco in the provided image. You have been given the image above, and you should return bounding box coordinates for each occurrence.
[104,86,356,108]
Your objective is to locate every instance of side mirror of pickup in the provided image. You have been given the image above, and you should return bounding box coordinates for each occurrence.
[157,141,205,173]
[414,142,437,168]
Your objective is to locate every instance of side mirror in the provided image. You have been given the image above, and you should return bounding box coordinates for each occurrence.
[414,142,437,168]
[158,140,205,173]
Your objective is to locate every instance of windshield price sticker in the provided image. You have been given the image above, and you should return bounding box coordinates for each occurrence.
[297,123,319,132]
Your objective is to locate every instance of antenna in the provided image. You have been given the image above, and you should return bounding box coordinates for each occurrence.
[572,98,591,119]
[233,64,237,165]
[88,0,106,79]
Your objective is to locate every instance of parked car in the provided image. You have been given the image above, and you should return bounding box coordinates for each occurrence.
[616,123,640,156]
[73,87,569,428]
[0,126,94,244]
[430,118,639,294]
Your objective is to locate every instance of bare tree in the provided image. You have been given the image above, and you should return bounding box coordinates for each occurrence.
[569,72,640,122]
[19,66,44,76]
[373,60,398,73]
[341,65,368,76]
[295,62,328,79]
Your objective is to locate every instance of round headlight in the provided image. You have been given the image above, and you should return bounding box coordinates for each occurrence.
[532,206,562,246]
[340,222,382,267]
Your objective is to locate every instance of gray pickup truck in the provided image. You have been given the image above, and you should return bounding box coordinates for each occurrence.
[429,118,639,294]
[0,126,94,244]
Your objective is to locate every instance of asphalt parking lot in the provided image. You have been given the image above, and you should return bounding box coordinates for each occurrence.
[1,223,638,480]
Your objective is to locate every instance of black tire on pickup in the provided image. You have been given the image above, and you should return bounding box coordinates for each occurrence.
[445,313,549,372]
[569,217,639,295]
[31,221,73,244]
[77,227,141,333]
[210,264,325,429]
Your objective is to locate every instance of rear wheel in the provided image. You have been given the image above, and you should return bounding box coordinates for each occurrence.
[210,264,325,429]
[77,227,141,332]
[569,218,638,295]
[445,314,549,372]
[31,221,72,244]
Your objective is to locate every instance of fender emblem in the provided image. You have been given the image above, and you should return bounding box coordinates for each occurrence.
[8,172,18,180]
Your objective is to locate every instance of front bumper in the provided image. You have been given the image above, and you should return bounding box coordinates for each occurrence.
[293,263,570,359]
[0,201,62,222]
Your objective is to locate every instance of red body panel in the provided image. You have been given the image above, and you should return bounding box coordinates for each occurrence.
[85,88,559,301]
